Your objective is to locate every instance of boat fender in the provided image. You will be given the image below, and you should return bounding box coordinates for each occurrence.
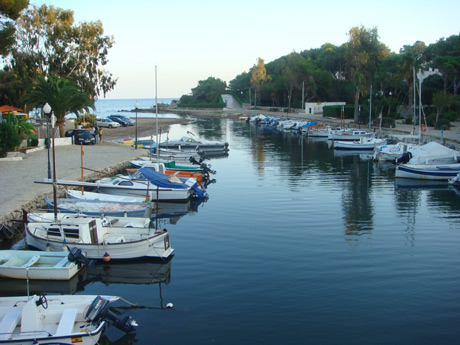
[102,252,111,262]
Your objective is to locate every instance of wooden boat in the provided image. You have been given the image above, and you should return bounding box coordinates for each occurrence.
[332,137,387,150]
[0,249,85,280]
[328,129,374,141]
[0,294,136,344]
[66,190,151,203]
[373,142,419,161]
[159,135,229,152]
[395,163,460,180]
[26,212,174,260]
[45,197,152,216]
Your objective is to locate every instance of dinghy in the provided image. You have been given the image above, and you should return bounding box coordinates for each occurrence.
[0,249,87,280]
[0,294,137,344]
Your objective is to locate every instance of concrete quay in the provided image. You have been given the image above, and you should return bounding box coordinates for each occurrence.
[0,141,143,234]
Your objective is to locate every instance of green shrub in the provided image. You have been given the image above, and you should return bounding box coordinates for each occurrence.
[0,121,22,157]
[75,114,97,127]
[30,138,39,147]
[323,105,354,118]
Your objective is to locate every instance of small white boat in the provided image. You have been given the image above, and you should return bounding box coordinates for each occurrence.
[66,189,150,203]
[159,135,229,152]
[328,129,374,141]
[395,163,460,180]
[373,142,419,161]
[333,137,387,150]
[45,197,151,216]
[0,294,137,344]
[0,249,86,280]
[404,142,460,165]
[26,213,174,260]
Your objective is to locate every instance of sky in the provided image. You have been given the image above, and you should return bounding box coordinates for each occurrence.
[31,0,460,100]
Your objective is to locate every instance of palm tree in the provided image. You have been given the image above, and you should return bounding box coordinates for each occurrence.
[21,75,95,137]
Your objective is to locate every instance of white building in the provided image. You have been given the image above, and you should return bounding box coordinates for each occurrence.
[305,102,346,115]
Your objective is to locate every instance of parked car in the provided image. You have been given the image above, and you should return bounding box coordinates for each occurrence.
[109,114,135,126]
[65,129,96,145]
[108,115,129,127]
[96,117,121,128]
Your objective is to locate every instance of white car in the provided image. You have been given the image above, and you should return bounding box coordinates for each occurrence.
[96,118,121,128]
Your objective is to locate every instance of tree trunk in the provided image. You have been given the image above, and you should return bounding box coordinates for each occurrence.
[354,86,360,123]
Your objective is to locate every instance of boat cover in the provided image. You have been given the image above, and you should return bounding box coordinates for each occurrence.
[140,168,188,189]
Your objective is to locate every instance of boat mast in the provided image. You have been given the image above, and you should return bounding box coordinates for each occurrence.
[155,65,159,161]
[51,112,58,220]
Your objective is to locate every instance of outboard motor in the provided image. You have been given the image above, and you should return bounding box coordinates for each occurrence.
[395,151,412,164]
[68,247,92,267]
[85,296,138,333]
[200,163,216,175]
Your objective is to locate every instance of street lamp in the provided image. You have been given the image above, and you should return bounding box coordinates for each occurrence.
[43,103,52,179]
[134,101,139,149]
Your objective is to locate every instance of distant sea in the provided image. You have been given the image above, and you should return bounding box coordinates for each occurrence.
[94,98,179,119]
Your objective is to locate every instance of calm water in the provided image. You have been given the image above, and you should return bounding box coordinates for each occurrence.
[7,103,460,344]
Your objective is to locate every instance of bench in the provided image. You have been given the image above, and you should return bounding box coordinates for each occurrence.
[54,257,70,268]
[20,255,40,268]
[0,310,21,340]
[55,309,78,336]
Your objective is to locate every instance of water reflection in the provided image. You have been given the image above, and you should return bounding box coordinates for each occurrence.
[0,258,172,296]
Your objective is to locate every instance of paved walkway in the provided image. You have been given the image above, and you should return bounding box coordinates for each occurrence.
[0,141,143,223]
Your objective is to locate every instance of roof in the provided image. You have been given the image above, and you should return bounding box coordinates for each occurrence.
[0,105,23,113]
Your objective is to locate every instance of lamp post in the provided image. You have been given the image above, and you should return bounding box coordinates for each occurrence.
[134,102,139,149]
[43,103,52,179]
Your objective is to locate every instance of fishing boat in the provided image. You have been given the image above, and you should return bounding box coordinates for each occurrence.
[25,213,174,260]
[395,163,460,180]
[0,249,87,280]
[402,142,460,165]
[332,137,387,150]
[131,159,215,175]
[0,294,137,344]
[45,197,152,216]
[328,129,374,141]
[159,135,229,152]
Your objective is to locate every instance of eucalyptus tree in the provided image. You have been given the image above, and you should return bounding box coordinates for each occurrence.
[9,4,116,99]
[21,75,95,137]
[399,41,427,121]
[250,58,271,106]
[0,0,28,56]
[346,26,390,122]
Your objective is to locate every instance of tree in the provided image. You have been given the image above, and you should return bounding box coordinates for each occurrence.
[250,58,270,106]
[180,77,227,105]
[432,91,455,127]
[346,26,390,122]
[399,41,427,122]
[0,0,28,56]
[9,4,116,99]
[21,75,95,137]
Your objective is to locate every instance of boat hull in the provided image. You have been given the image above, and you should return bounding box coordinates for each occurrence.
[26,224,174,260]
[395,163,460,180]
[0,250,81,280]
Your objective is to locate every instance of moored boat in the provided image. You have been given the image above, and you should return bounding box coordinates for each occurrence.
[395,163,460,180]
[26,213,174,260]
[333,137,387,150]
[0,294,137,344]
[0,249,87,280]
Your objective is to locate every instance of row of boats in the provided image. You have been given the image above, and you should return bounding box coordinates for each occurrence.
[0,134,229,344]
[249,114,460,183]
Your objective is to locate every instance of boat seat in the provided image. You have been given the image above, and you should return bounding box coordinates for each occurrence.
[54,257,69,268]
[0,310,21,340]
[55,309,77,335]
[20,255,40,268]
